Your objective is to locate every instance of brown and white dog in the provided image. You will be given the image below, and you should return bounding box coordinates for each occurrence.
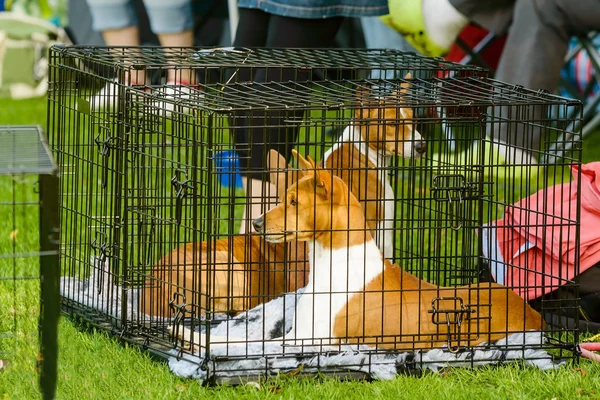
[140,236,308,318]
[323,74,426,259]
[252,151,544,349]
[140,157,309,318]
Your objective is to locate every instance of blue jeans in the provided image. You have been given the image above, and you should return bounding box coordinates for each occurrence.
[237,0,388,18]
[85,0,193,34]
[361,17,416,80]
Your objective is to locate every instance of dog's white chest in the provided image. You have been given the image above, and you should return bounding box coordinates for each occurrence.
[360,135,394,260]
[376,172,395,259]
[323,125,395,259]
[291,242,384,344]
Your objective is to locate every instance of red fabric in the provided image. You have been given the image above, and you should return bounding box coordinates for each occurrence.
[493,162,600,300]
[445,24,506,72]
[433,24,505,119]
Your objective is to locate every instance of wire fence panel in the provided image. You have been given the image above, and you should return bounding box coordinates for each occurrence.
[0,125,60,399]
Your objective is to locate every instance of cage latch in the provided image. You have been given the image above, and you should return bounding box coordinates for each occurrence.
[94,126,116,189]
[169,292,189,349]
[91,231,110,263]
[90,231,111,295]
[135,206,156,266]
[432,174,476,230]
[171,169,194,224]
[429,296,474,353]
[94,126,114,157]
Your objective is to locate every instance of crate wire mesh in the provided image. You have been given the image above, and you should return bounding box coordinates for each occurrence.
[48,47,582,382]
[0,126,60,399]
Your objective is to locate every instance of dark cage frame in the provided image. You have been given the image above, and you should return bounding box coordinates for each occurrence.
[48,46,583,383]
[0,125,60,399]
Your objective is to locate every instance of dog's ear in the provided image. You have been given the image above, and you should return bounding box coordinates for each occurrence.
[399,72,412,94]
[399,106,413,119]
[354,85,372,120]
[355,84,371,102]
[312,164,331,200]
[268,149,298,201]
[386,73,412,104]
[292,151,330,199]
[292,149,316,171]
[305,154,318,169]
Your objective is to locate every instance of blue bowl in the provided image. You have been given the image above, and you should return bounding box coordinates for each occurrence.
[213,150,243,189]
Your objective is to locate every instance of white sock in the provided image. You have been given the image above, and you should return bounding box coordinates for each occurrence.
[493,140,538,165]
[239,177,278,234]
[422,0,469,50]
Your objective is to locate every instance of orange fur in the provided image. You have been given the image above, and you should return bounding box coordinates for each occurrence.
[260,151,544,350]
[324,74,425,249]
[141,236,307,319]
[334,262,545,350]
[325,142,385,232]
[140,152,312,319]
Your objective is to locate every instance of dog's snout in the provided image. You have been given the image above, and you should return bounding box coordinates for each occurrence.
[414,140,427,154]
[252,216,265,233]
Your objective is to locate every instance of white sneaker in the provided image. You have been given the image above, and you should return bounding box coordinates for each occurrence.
[85,79,149,111]
[152,84,203,115]
[86,79,120,111]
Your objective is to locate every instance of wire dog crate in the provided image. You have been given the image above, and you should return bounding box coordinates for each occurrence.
[48,47,583,383]
[0,126,59,398]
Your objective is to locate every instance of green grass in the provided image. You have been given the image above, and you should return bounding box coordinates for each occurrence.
[2,96,600,399]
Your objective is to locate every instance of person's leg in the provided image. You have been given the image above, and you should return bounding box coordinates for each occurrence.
[233,7,270,47]
[494,0,600,156]
[361,16,416,51]
[232,12,343,233]
[230,8,276,234]
[497,0,600,94]
[361,17,416,82]
[84,0,147,111]
[85,0,145,85]
[256,13,343,160]
[231,7,271,83]
[85,0,139,41]
[256,14,344,166]
[101,26,140,46]
[265,15,344,48]
[448,0,514,35]
[248,13,343,165]
[143,0,195,83]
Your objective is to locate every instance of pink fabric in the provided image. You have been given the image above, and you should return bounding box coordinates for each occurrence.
[491,162,600,300]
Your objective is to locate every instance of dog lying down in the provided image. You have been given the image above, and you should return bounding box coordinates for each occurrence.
[58,254,559,383]
[138,154,309,320]
[59,151,555,381]
[172,151,544,355]
[166,290,558,382]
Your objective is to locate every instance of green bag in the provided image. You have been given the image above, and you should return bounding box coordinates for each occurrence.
[0,11,70,99]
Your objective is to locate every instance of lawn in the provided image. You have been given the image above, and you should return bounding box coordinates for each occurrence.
[1,97,600,400]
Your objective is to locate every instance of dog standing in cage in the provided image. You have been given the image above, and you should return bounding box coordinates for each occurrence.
[175,150,543,350]
[323,74,426,259]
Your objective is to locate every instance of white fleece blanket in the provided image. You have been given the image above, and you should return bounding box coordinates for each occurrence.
[60,258,562,383]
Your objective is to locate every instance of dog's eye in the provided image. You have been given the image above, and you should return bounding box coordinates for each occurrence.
[289,199,297,207]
